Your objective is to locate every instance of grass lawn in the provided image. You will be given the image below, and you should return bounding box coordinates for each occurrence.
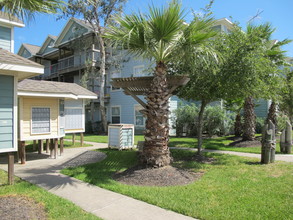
[62,149,293,220]
[0,170,100,219]
[65,134,290,154]
[25,141,92,152]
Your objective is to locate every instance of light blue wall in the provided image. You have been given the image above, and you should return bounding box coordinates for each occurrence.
[255,99,269,118]
[61,23,88,44]
[0,75,14,150]
[43,39,56,54]
[21,48,31,58]
[0,26,11,51]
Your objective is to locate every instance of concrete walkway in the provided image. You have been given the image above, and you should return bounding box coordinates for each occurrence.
[0,142,195,220]
[170,147,293,162]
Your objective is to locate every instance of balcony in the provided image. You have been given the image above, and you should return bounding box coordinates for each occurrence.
[58,55,74,70]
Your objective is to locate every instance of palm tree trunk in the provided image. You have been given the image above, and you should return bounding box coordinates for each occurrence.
[140,61,172,167]
[242,96,256,141]
[266,101,277,131]
[197,101,207,155]
[234,113,242,137]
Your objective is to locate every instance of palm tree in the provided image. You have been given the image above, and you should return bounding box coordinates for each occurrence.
[106,1,215,167]
[0,0,63,20]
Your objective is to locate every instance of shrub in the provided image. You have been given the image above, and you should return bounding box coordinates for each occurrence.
[255,117,265,134]
[277,112,290,131]
[203,105,235,136]
[173,103,198,136]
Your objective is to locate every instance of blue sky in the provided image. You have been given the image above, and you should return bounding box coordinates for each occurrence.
[14,0,293,57]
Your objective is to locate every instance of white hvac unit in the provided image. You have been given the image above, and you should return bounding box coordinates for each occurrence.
[108,124,134,149]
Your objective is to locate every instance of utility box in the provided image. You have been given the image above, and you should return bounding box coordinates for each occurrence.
[108,124,134,149]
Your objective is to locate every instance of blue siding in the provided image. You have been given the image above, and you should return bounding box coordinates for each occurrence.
[61,24,88,44]
[43,39,56,54]
[0,75,14,150]
[21,48,31,58]
[255,99,269,118]
[0,26,11,51]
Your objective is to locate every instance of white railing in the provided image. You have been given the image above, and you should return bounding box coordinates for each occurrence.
[58,55,74,70]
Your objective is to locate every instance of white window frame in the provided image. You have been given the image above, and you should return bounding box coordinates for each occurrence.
[110,71,121,91]
[133,65,146,77]
[111,106,121,124]
[31,106,51,135]
[134,104,145,127]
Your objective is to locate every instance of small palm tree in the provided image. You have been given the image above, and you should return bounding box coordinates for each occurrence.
[106,0,215,167]
[0,0,63,20]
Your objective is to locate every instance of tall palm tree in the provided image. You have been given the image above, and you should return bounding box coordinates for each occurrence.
[106,1,215,167]
[0,0,63,20]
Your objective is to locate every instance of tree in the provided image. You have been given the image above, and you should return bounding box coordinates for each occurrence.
[219,23,278,141]
[0,0,63,20]
[106,0,215,166]
[61,0,127,134]
[224,99,244,137]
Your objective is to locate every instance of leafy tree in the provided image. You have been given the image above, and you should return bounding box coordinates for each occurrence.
[224,99,244,137]
[106,0,215,166]
[61,0,127,133]
[219,23,278,141]
[0,0,63,20]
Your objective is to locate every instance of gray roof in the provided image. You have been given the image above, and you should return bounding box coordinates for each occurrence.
[0,11,23,25]
[23,43,40,55]
[18,79,97,99]
[0,48,43,67]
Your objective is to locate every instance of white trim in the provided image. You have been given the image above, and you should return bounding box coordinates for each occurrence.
[134,104,145,127]
[111,105,121,123]
[20,134,65,141]
[13,76,18,151]
[18,91,78,99]
[11,27,14,53]
[0,63,44,74]
[17,91,97,100]
[31,106,51,135]
[0,18,24,27]
[19,96,23,142]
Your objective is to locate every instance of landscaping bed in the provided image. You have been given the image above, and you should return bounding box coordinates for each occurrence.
[62,148,293,220]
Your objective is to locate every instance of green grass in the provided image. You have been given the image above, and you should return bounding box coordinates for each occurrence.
[61,149,293,220]
[64,134,145,145]
[65,134,291,154]
[25,141,92,152]
[0,170,101,219]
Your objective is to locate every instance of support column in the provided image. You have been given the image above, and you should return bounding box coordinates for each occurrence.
[8,152,14,185]
[60,137,64,156]
[72,133,75,145]
[50,139,54,158]
[80,133,84,146]
[46,139,49,153]
[20,141,26,164]
[38,140,43,154]
[33,140,37,151]
[54,138,58,159]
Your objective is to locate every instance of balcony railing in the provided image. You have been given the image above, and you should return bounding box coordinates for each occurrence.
[58,55,74,70]
[51,63,58,74]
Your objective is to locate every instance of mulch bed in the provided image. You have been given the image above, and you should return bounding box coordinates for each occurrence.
[114,155,214,187]
[228,136,262,148]
[0,195,47,220]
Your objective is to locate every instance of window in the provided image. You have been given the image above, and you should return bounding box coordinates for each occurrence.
[134,105,145,126]
[111,72,121,90]
[32,107,50,134]
[133,65,147,77]
[111,106,120,124]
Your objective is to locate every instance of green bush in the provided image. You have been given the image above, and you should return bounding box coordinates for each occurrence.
[277,112,290,131]
[174,104,234,137]
[203,105,235,136]
[173,103,198,136]
[255,117,265,134]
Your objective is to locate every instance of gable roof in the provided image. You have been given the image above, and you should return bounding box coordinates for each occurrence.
[38,35,58,55]
[54,17,93,47]
[18,79,97,99]
[214,18,234,30]
[0,48,43,80]
[17,43,40,57]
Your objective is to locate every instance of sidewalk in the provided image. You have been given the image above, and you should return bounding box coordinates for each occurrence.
[170,147,293,162]
[0,142,195,220]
